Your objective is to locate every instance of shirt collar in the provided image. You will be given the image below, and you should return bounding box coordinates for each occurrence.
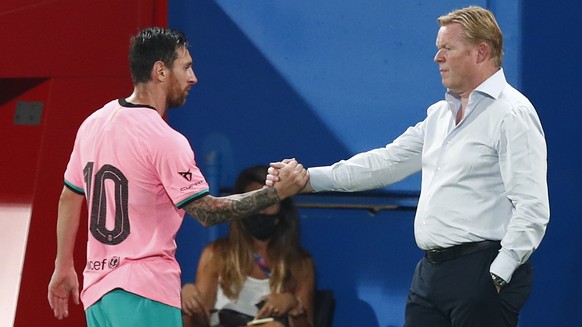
[445,68,506,101]
[444,68,506,113]
[473,68,506,100]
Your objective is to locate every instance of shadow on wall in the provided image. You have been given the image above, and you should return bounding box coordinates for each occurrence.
[170,8,422,316]
[167,0,352,191]
[172,0,353,289]
[299,207,420,327]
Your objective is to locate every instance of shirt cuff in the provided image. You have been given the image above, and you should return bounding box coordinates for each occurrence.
[307,166,335,192]
[489,249,520,283]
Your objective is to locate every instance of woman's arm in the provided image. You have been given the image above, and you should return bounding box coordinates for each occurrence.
[182,244,220,327]
[288,257,315,327]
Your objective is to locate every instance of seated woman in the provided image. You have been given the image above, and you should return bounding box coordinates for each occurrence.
[181,165,315,327]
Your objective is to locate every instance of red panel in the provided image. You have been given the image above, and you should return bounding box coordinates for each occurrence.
[14,77,130,327]
[154,0,169,27]
[0,78,48,203]
[0,0,167,78]
[1,0,169,326]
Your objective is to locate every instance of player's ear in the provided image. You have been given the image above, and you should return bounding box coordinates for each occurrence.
[152,61,167,81]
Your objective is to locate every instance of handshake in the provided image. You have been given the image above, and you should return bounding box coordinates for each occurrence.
[266,159,313,199]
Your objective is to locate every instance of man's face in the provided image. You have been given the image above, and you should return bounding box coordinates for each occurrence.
[167,47,197,108]
[433,23,479,96]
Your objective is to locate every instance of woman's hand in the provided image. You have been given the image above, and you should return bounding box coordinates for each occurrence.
[181,283,209,318]
[256,292,298,318]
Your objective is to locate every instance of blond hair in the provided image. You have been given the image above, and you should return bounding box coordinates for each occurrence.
[438,6,503,67]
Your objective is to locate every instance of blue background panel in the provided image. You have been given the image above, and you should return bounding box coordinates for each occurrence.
[168,0,521,193]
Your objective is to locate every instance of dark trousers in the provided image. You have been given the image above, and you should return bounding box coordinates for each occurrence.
[404,246,533,327]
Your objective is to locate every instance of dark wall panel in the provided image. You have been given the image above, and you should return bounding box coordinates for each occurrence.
[520,1,582,326]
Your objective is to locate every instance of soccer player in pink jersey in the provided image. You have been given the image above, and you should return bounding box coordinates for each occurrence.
[47,27,308,327]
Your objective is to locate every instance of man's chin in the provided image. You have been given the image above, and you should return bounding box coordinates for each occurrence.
[168,99,187,109]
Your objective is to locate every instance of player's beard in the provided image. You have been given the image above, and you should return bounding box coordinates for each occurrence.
[167,76,189,108]
[167,90,187,108]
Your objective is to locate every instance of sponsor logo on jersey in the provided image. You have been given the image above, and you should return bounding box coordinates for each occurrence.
[178,169,192,181]
[180,180,206,191]
[86,256,121,271]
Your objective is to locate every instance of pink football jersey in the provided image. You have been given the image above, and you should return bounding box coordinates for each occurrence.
[64,99,209,309]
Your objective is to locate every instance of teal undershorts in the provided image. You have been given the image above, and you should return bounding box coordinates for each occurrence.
[85,289,182,327]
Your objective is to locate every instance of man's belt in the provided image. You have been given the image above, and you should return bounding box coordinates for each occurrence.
[425,240,501,264]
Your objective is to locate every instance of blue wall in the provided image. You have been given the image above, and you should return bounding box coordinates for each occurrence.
[170,1,582,326]
[519,1,582,326]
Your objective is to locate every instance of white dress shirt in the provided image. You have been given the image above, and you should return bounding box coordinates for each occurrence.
[308,69,549,282]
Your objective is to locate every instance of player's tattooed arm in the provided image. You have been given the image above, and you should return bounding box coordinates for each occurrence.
[183,187,280,227]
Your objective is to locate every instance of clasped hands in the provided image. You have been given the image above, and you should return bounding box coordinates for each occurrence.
[266,159,312,194]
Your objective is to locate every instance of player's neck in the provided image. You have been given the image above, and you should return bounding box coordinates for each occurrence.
[126,84,168,116]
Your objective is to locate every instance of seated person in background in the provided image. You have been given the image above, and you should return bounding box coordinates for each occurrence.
[182,165,315,327]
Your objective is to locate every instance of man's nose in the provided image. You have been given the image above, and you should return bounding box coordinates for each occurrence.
[189,70,198,84]
[434,50,444,63]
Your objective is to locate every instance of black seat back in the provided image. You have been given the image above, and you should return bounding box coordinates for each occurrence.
[313,289,335,327]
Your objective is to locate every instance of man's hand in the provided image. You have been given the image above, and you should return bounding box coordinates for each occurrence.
[267,159,313,193]
[269,159,309,199]
[47,266,80,320]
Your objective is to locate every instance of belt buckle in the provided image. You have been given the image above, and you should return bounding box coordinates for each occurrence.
[426,246,453,264]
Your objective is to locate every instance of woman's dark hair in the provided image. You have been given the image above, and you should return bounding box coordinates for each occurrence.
[128,27,189,85]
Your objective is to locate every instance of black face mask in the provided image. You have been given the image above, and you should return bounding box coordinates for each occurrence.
[242,214,280,241]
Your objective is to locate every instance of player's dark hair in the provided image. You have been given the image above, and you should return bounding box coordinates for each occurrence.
[128,27,189,85]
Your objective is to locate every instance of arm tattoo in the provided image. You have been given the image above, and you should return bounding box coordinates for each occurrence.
[183,187,280,227]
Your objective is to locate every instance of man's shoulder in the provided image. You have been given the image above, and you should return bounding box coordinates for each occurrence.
[94,98,123,113]
[83,99,122,121]
[499,84,533,104]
